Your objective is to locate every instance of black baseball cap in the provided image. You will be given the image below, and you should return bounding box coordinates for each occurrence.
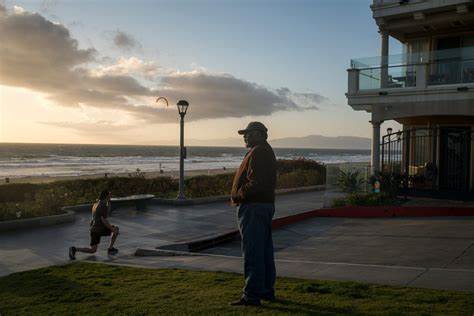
[238,121,268,135]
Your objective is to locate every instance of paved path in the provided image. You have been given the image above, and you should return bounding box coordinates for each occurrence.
[2,190,474,292]
[195,216,474,291]
[104,216,474,292]
[101,214,474,292]
[0,191,325,277]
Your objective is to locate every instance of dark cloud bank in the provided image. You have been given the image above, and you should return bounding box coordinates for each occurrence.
[0,4,326,125]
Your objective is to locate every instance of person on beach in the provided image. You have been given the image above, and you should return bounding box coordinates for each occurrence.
[230,121,277,306]
[68,190,119,260]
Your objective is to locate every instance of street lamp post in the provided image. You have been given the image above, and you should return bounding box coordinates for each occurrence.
[177,100,189,200]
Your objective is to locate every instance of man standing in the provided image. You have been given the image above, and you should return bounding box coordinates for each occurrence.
[230,121,277,306]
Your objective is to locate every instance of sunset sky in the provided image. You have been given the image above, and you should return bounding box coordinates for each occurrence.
[0,0,401,145]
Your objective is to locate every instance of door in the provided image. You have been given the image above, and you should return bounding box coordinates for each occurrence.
[434,37,461,84]
[439,127,471,192]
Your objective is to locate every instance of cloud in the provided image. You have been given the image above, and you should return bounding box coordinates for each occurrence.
[277,88,327,109]
[0,5,326,127]
[41,120,138,134]
[0,6,155,109]
[140,71,326,123]
[112,30,140,51]
[92,57,161,80]
[13,5,25,14]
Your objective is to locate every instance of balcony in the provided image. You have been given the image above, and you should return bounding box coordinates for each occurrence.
[371,0,471,19]
[348,46,474,94]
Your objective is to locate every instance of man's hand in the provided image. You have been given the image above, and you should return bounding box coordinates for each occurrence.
[231,194,241,204]
[111,225,119,234]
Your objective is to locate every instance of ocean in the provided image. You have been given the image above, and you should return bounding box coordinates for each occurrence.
[0,143,370,179]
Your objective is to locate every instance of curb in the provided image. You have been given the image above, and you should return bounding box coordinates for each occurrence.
[63,194,156,213]
[137,204,474,256]
[62,203,92,213]
[150,185,326,206]
[0,210,75,233]
[315,206,474,217]
[145,207,327,254]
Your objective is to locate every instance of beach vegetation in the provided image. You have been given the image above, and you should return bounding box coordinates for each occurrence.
[332,192,400,208]
[0,159,325,221]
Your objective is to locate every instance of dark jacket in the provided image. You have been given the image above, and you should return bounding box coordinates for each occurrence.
[231,141,277,205]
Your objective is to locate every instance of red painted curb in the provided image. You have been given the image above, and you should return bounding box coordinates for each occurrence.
[271,206,474,229]
[309,206,474,218]
[157,206,474,253]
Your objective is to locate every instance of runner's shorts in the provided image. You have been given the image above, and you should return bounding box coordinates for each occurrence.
[90,228,112,246]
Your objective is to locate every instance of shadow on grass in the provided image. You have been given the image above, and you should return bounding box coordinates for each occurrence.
[0,267,99,303]
[263,298,353,315]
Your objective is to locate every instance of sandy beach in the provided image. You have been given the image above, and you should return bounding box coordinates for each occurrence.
[3,162,372,185]
[4,168,238,184]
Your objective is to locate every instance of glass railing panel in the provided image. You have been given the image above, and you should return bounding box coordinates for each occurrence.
[351,46,474,90]
[428,59,474,85]
[351,52,425,69]
[351,46,474,70]
[359,68,381,90]
[358,65,416,90]
[387,65,416,88]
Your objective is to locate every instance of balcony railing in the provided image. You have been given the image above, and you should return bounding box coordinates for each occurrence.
[348,46,474,93]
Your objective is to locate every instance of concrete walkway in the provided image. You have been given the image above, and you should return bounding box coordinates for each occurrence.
[0,190,325,277]
[104,215,474,292]
[197,216,474,291]
[2,190,474,292]
[104,250,474,292]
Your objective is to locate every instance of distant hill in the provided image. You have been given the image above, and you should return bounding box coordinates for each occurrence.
[178,135,370,149]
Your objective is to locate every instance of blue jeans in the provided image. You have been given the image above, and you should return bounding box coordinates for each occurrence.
[237,203,276,303]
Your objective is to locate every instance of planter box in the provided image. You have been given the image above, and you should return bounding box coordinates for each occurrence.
[0,210,75,232]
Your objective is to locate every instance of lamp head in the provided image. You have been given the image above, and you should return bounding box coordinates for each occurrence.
[387,127,393,135]
[177,100,189,116]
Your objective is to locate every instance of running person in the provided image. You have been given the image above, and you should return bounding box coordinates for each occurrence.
[69,190,119,260]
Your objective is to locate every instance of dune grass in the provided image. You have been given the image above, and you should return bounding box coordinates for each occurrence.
[0,159,326,221]
[0,262,473,315]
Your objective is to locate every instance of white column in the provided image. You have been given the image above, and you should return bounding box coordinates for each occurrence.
[347,68,360,94]
[371,120,382,174]
[380,30,389,88]
[415,63,428,89]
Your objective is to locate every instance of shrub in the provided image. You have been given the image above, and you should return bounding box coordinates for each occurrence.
[369,171,403,197]
[277,169,324,189]
[332,192,396,207]
[277,158,326,175]
[185,174,234,198]
[0,159,327,221]
[0,183,38,203]
[336,169,364,193]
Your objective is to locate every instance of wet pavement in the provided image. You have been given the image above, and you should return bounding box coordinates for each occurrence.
[0,190,325,277]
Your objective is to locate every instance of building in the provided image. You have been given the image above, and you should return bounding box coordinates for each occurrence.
[347,0,474,198]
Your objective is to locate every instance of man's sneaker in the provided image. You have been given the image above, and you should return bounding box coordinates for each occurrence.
[68,247,76,260]
[107,247,119,255]
[229,298,261,306]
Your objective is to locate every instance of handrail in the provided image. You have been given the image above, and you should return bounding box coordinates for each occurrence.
[351,46,474,69]
[354,57,474,71]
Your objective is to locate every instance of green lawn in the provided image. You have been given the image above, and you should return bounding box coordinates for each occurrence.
[0,262,473,315]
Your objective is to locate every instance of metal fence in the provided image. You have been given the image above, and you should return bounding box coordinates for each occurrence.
[380,127,473,197]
